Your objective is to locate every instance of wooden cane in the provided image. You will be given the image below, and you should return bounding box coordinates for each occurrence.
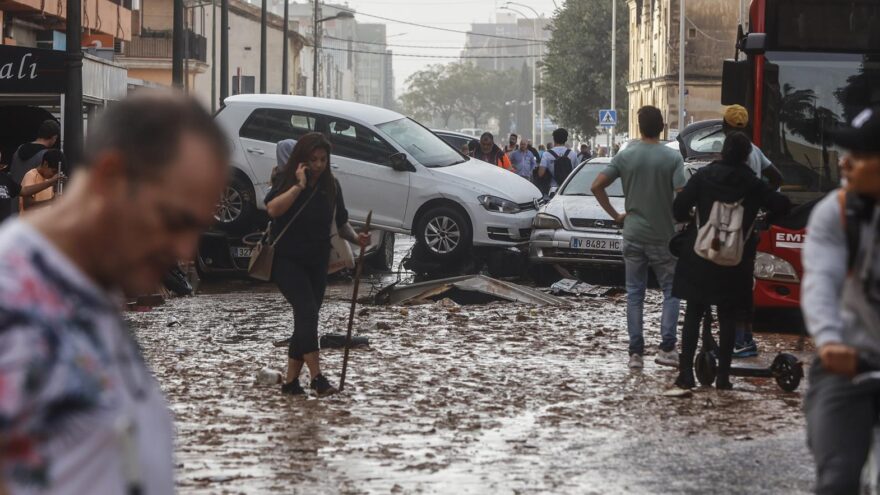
[339,210,372,392]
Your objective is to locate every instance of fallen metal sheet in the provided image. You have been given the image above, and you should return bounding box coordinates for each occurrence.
[374,275,569,306]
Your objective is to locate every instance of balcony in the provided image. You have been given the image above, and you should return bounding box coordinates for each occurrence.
[123,29,207,62]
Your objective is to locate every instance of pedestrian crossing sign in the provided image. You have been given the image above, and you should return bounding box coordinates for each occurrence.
[599,109,617,127]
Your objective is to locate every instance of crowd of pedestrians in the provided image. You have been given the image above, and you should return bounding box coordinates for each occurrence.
[0,88,879,493]
[467,128,590,198]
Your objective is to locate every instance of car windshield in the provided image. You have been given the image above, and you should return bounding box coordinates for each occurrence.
[560,166,624,197]
[377,118,467,168]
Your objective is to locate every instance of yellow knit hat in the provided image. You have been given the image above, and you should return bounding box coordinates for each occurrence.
[724,105,749,128]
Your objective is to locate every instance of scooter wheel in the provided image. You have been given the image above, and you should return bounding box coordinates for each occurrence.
[771,353,803,392]
[695,350,717,387]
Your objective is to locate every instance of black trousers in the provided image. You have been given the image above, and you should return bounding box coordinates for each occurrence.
[273,255,329,360]
[679,302,737,381]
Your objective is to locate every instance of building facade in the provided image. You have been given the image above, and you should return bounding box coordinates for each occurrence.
[354,23,393,109]
[117,0,305,110]
[626,0,738,138]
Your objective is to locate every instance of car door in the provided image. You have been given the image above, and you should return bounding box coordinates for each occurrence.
[323,117,410,229]
[238,108,319,202]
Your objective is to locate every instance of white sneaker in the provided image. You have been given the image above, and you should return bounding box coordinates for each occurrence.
[628,354,644,369]
[655,349,679,368]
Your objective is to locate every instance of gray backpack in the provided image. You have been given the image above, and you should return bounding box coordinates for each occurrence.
[694,199,754,266]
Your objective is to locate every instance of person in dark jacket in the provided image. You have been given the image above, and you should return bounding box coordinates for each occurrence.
[9,120,60,215]
[265,132,370,397]
[471,132,512,170]
[671,132,790,389]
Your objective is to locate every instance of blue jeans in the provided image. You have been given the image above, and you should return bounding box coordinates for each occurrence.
[622,240,680,355]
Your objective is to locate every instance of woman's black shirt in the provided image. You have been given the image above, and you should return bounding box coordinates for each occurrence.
[264,178,349,260]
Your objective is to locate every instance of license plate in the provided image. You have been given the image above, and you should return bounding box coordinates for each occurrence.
[231,247,253,258]
[570,237,622,251]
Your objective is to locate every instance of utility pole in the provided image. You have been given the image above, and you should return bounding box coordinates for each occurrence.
[678,0,686,134]
[312,0,321,97]
[211,0,216,110]
[220,0,229,106]
[172,0,184,88]
[260,0,267,93]
[609,0,616,157]
[64,0,83,165]
[282,0,289,94]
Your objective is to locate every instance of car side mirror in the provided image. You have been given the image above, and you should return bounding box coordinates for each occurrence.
[739,33,767,56]
[390,153,413,172]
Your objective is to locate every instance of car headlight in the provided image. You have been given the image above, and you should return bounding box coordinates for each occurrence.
[478,195,522,214]
[754,252,799,282]
[533,213,563,230]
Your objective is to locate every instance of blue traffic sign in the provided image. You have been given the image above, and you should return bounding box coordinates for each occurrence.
[599,109,617,127]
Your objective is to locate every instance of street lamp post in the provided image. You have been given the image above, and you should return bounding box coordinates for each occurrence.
[679,0,686,133]
[64,0,83,165]
[311,7,354,98]
[220,0,229,107]
[610,0,616,156]
[172,0,185,88]
[260,0,267,93]
[501,5,536,143]
[504,2,544,144]
[282,0,289,94]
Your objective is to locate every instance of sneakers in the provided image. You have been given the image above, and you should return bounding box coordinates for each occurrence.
[628,353,644,369]
[674,370,696,390]
[281,380,306,396]
[310,374,339,397]
[733,340,759,359]
[655,349,680,368]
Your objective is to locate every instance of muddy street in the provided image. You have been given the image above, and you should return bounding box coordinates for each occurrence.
[128,240,814,494]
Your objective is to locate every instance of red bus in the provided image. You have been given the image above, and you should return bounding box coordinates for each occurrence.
[721,0,880,308]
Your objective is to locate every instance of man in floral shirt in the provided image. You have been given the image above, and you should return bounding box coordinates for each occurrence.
[0,91,229,494]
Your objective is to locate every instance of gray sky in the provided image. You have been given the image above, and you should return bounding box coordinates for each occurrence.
[339,0,560,95]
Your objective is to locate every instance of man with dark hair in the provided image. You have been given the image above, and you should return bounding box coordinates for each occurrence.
[472,132,512,170]
[537,128,578,194]
[591,105,686,369]
[0,91,229,493]
[578,143,592,164]
[507,133,519,152]
[19,149,63,212]
[9,120,60,214]
[0,151,60,222]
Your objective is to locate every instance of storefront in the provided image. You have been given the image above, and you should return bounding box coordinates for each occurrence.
[0,44,127,167]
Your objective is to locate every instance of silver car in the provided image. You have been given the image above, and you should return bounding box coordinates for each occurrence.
[529,158,625,268]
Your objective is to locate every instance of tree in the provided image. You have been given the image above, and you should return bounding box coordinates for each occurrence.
[399,65,458,128]
[539,0,628,139]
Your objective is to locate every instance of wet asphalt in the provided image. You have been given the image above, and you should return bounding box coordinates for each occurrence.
[127,236,815,494]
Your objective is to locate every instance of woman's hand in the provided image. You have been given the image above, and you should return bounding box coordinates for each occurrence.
[295,163,308,188]
[357,232,371,248]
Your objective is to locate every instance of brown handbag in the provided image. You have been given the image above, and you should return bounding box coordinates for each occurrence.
[247,188,317,281]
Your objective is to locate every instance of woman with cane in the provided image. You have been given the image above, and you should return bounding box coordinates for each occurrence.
[265,133,369,397]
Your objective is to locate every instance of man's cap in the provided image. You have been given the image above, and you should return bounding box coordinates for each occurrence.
[723,105,749,128]
[830,107,880,153]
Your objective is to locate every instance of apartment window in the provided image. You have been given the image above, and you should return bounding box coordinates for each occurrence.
[688,28,697,39]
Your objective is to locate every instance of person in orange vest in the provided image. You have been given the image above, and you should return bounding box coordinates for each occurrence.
[471,132,512,171]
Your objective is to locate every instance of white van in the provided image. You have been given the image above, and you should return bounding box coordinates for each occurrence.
[214,95,543,261]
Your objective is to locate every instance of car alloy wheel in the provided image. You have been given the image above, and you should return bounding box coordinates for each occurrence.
[424,216,462,255]
[215,186,244,224]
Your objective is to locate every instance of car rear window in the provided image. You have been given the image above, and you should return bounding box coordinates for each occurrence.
[239,108,317,143]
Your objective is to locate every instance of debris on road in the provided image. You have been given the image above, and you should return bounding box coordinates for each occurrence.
[663,388,694,398]
[271,334,370,349]
[372,275,568,306]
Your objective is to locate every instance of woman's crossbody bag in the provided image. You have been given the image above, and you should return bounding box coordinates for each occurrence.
[247,188,318,281]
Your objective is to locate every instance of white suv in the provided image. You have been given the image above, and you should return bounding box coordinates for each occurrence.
[214,95,543,261]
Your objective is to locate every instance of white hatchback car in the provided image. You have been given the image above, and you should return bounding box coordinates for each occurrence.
[529,158,625,268]
[214,95,543,261]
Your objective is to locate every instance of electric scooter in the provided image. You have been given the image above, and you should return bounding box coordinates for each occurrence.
[693,308,804,392]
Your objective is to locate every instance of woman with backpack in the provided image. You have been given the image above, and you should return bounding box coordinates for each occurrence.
[265,133,370,397]
[671,132,790,389]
